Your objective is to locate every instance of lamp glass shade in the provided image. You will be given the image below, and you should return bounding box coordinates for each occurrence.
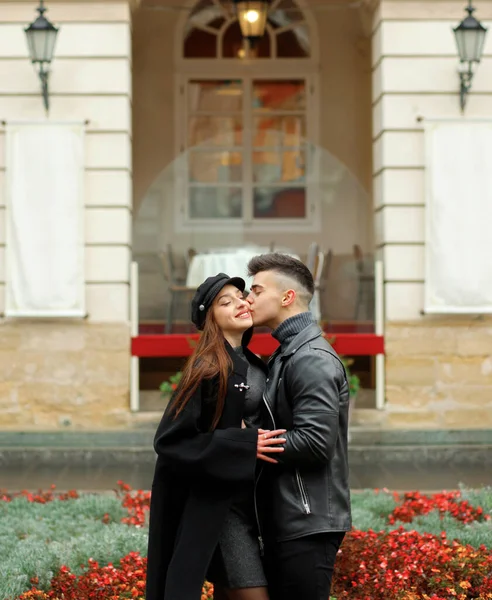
[453,11,487,63]
[234,0,269,40]
[25,12,58,63]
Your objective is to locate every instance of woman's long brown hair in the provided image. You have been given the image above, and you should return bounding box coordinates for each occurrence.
[169,308,233,430]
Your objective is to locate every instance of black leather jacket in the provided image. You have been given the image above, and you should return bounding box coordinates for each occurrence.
[257,323,352,543]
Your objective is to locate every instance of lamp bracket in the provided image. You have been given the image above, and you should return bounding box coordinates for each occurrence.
[458,62,474,112]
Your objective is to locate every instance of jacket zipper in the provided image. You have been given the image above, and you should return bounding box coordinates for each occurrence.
[253,467,264,556]
[262,390,276,429]
[295,469,311,514]
[253,390,276,556]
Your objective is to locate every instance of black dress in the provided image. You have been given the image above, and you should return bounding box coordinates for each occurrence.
[208,347,268,589]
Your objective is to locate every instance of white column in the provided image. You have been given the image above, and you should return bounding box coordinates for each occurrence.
[372,0,492,321]
[0,1,132,321]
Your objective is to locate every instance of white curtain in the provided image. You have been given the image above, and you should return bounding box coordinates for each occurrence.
[5,123,85,317]
[424,120,492,313]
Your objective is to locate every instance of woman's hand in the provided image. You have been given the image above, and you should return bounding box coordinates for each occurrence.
[257,428,287,464]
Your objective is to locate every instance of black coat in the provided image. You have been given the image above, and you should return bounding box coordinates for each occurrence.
[146,340,267,600]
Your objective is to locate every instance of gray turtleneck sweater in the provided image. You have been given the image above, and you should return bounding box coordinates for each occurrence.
[272,312,315,348]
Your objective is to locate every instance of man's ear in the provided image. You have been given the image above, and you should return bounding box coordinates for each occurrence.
[281,289,296,307]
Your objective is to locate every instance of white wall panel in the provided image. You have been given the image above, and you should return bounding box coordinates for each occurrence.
[377,94,492,132]
[0,96,131,132]
[0,246,4,282]
[0,207,5,244]
[85,133,131,170]
[382,206,425,244]
[381,57,492,93]
[379,132,424,169]
[380,20,492,57]
[377,169,425,208]
[0,171,4,207]
[380,2,492,21]
[0,23,130,58]
[85,208,131,245]
[384,244,425,281]
[85,171,132,208]
[0,132,5,169]
[385,281,424,320]
[0,60,130,95]
[0,3,130,23]
[86,283,129,322]
[86,246,130,282]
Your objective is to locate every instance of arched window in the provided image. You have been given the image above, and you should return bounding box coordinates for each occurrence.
[176,0,319,231]
[183,0,311,59]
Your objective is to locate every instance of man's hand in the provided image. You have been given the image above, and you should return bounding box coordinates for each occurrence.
[257,429,286,464]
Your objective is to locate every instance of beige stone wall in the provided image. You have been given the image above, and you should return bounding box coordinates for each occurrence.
[383,318,492,428]
[0,321,132,429]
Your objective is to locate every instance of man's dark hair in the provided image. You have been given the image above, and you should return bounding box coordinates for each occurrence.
[247,253,315,299]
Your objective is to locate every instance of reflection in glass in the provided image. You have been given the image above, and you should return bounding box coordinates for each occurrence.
[253,80,306,111]
[189,186,242,219]
[253,186,306,218]
[271,0,305,23]
[189,151,243,183]
[188,80,243,112]
[190,0,214,18]
[188,116,243,147]
[253,117,305,147]
[253,150,305,184]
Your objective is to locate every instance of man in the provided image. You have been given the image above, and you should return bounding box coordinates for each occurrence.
[246,253,351,600]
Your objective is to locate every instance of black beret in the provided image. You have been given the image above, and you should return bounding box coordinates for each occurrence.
[191,273,246,330]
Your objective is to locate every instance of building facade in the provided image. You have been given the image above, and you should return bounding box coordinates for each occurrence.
[0,0,491,430]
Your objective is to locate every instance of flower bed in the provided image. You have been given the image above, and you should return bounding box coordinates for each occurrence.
[1,483,491,600]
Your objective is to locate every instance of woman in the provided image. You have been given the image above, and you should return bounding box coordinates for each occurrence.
[146,273,286,600]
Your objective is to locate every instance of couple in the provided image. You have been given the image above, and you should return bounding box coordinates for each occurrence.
[146,253,351,600]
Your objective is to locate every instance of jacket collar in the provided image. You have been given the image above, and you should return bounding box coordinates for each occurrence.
[225,339,249,377]
[277,322,323,359]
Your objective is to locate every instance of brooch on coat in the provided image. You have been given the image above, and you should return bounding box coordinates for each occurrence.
[234,382,250,392]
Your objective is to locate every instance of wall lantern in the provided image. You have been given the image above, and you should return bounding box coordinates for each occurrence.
[233,0,270,46]
[25,0,59,112]
[453,0,487,112]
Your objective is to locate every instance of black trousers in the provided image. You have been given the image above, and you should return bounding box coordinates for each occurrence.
[263,532,345,600]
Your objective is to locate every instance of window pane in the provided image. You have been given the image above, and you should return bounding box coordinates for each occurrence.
[189,187,242,219]
[254,187,306,219]
[189,116,243,147]
[253,150,305,184]
[184,29,217,58]
[222,21,245,58]
[189,150,243,183]
[253,116,305,147]
[188,80,243,112]
[253,80,306,111]
[277,27,310,58]
[248,30,272,59]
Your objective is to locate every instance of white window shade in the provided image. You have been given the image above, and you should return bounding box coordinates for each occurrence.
[5,122,85,317]
[424,120,492,313]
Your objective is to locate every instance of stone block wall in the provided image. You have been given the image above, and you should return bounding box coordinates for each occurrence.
[383,318,492,428]
[0,321,131,429]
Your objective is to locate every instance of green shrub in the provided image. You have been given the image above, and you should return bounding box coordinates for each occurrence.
[0,496,147,600]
